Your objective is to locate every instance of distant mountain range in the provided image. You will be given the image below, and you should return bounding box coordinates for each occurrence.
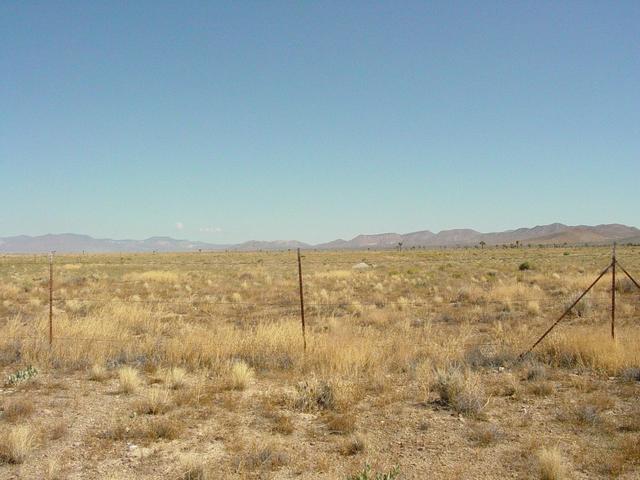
[1,223,639,253]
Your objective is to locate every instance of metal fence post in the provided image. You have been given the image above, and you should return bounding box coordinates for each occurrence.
[611,243,616,340]
[49,251,53,346]
[297,248,307,352]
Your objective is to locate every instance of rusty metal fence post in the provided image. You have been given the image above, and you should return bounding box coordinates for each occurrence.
[611,243,616,340]
[297,248,307,352]
[49,251,54,346]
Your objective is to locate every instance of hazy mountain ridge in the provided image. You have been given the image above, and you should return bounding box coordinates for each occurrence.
[1,223,638,253]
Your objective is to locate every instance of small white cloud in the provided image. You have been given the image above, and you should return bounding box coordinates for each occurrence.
[199,226,222,233]
[175,222,184,230]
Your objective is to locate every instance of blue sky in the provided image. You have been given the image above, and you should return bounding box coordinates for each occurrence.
[1,1,638,244]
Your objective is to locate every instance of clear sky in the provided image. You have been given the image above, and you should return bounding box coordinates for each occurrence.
[1,1,638,244]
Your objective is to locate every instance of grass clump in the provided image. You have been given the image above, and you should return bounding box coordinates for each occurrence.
[166,367,188,390]
[339,436,366,456]
[432,366,487,416]
[0,424,35,464]
[235,443,289,471]
[528,381,553,397]
[620,367,640,382]
[144,417,182,440]
[229,361,254,390]
[538,329,640,375]
[118,366,141,394]
[271,413,294,435]
[469,423,502,446]
[536,446,568,480]
[293,378,335,411]
[1,398,34,423]
[177,454,210,480]
[88,364,109,382]
[525,362,547,381]
[325,412,356,434]
[134,388,172,415]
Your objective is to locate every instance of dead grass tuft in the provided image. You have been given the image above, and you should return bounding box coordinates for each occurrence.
[528,381,553,397]
[325,412,356,434]
[166,367,188,390]
[339,436,365,456]
[88,364,109,382]
[0,424,35,464]
[177,454,211,479]
[469,423,502,446]
[235,442,289,471]
[2,398,34,423]
[538,328,640,375]
[49,420,68,440]
[134,388,172,415]
[144,416,182,440]
[432,366,487,416]
[229,361,254,390]
[118,366,141,394]
[536,446,568,480]
[271,413,294,435]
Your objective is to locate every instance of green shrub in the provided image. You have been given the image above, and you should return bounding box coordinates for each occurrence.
[347,464,400,480]
[5,366,38,386]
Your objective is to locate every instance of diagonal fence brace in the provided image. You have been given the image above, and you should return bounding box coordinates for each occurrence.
[616,261,640,292]
[517,262,612,362]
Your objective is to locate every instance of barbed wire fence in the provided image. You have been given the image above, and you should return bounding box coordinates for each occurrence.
[517,243,640,361]
[0,246,638,362]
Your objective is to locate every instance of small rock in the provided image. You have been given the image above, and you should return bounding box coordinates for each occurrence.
[352,262,371,270]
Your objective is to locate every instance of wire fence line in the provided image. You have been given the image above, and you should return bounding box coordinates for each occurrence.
[0,251,622,267]
[1,248,638,357]
[4,295,623,312]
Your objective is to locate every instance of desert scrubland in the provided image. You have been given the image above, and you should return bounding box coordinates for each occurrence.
[0,247,639,479]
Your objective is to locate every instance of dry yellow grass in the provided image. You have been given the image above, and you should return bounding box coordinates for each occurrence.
[0,424,35,464]
[166,366,188,390]
[118,366,141,394]
[88,364,108,381]
[134,387,171,415]
[537,328,640,375]
[229,361,254,390]
[536,446,568,480]
[123,270,180,283]
[1,398,34,423]
[0,247,638,478]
